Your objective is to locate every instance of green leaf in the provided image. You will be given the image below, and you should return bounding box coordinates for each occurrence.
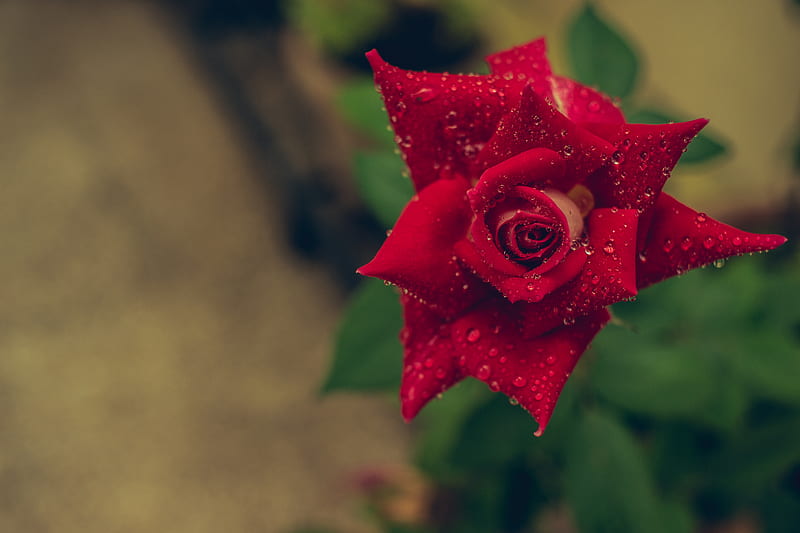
[709,412,800,498]
[729,261,800,405]
[626,108,727,164]
[414,379,491,480]
[321,278,402,393]
[567,4,639,99]
[448,394,538,471]
[565,409,666,533]
[286,0,391,55]
[589,324,745,429]
[338,77,395,148]
[355,151,414,228]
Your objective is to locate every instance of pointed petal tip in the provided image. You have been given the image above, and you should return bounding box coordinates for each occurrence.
[365,49,386,71]
[400,400,420,423]
[770,234,788,248]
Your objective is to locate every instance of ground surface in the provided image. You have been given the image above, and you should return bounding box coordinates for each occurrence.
[0,3,406,532]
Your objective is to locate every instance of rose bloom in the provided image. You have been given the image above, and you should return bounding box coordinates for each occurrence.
[357,39,786,435]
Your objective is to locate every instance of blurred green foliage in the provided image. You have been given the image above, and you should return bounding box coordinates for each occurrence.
[567,4,639,99]
[319,2,798,532]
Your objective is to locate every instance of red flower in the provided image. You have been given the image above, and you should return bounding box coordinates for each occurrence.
[357,39,786,435]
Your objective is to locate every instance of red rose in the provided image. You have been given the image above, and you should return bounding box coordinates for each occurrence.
[357,39,786,435]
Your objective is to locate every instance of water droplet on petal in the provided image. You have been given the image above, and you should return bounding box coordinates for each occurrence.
[703,236,716,249]
[611,151,625,165]
[603,240,615,254]
[663,238,674,252]
[513,376,527,387]
[412,86,437,103]
[477,364,491,380]
[680,237,692,251]
[466,328,481,343]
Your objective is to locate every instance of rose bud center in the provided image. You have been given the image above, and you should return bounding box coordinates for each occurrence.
[487,187,584,269]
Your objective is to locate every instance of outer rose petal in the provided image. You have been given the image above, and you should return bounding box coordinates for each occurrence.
[485,38,554,105]
[636,193,787,289]
[358,177,490,317]
[399,295,464,421]
[477,85,615,191]
[583,119,708,216]
[451,302,610,435]
[549,76,625,124]
[367,50,512,191]
[518,208,639,335]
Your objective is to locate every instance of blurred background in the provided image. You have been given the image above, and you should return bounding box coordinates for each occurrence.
[0,1,798,532]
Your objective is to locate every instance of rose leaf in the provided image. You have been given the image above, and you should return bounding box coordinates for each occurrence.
[321,278,402,393]
[337,77,395,148]
[567,4,639,99]
[565,409,667,533]
[354,151,414,228]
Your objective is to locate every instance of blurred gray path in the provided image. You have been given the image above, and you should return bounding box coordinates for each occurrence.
[0,2,406,532]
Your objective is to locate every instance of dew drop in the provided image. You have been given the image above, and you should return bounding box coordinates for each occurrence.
[488,347,499,357]
[680,236,692,251]
[477,364,491,380]
[466,328,481,343]
[534,393,544,401]
[435,368,447,379]
[713,258,726,268]
[703,236,716,250]
[513,376,527,387]
[587,100,601,112]
[611,150,625,165]
[696,213,708,224]
[489,381,500,392]
[732,236,743,246]
[603,240,615,254]
[663,238,674,252]
[509,397,520,406]
[545,355,556,365]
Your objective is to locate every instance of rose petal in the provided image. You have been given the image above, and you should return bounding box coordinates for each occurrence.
[367,50,512,191]
[469,147,565,206]
[399,295,465,421]
[451,302,610,435]
[583,119,708,218]
[485,38,554,105]
[518,208,639,333]
[636,193,787,289]
[358,177,490,317]
[549,75,625,124]
[476,85,615,190]
[498,248,588,302]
